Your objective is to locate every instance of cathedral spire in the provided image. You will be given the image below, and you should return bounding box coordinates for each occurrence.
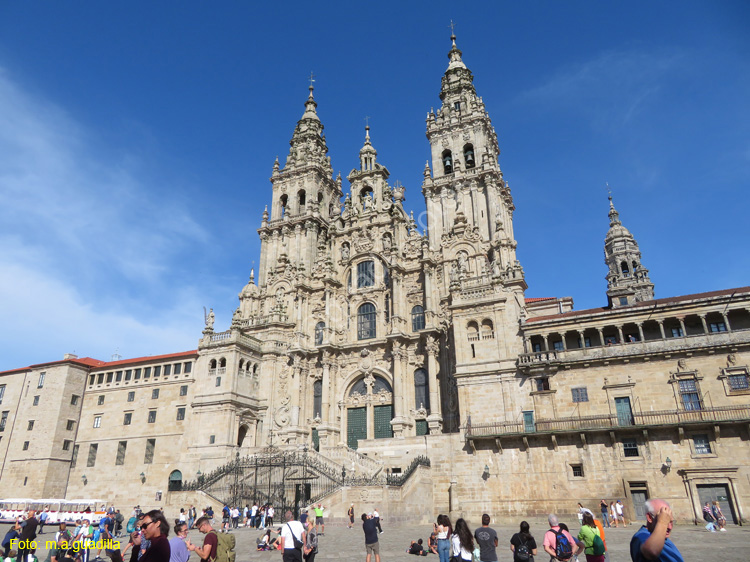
[359,123,377,171]
[604,193,654,308]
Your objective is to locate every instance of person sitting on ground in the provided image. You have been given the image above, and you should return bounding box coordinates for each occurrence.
[428,531,438,555]
[256,529,280,551]
[3,549,16,562]
[407,539,428,556]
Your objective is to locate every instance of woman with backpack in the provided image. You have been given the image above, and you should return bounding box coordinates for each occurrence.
[450,518,474,562]
[510,521,537,562]
[577,512,605,562]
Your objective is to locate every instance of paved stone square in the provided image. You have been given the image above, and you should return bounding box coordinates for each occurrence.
[24,518,748,562]
[179,519,746,562]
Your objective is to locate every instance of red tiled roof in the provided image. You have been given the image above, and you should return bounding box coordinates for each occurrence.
[89,350,198,370]
[525,297,557,303]
[0,350,198,376]
[526,286,750,323]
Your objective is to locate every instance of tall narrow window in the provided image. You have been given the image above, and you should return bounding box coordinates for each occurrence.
[313,380,322,419]
[357,303,377,340]
[144,439,155,464]
[411,305,425,332]
[87,443,98,467]
[116,441,127,465]
[0,385,6,404]
[176,407,186,421]
[123,412,132,425]
[93,416,102,428]
[38,372,45,388]
[184,362,192,374]
[442,150,453,174]
[679,380,702,411]
[414,369,430,411]
[357,261,375,288]
[71,444,79,468]
[315,322,325,346]
[0,411,8,432]
[148,410,157,423]
[463,144,475,169]
[174,363,182,375]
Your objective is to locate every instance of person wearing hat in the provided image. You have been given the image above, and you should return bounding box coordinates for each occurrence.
[347,504,355,529]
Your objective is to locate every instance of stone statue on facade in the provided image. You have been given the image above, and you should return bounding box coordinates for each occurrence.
[204,307,215,330]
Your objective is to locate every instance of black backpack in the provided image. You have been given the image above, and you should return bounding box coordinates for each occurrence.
[515,536,530,561]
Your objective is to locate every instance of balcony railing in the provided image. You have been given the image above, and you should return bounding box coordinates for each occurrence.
[465,404,750,439]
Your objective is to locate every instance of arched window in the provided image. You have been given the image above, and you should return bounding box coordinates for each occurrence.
[168,470,183,492]
[315,322,325,346]
[357,261,375,288]
[481,319,494,340]
[317,191,324,205]
[209,359,217,370]
[347,271,352,291]
[298,189,306,210]
[467,321,479,342]
[357,303,377,340]
[411,305,426,331]
[237,425,248,447]
[632,261,639,273]
[280,194,288,217]
[442,150,453,174]
[414,369,430,410]
[238,359,245,370]
[384,294,391,324]
[313,380,322,419]
[219,357,227,368]
[252,364,258,375]
[463,144,475,169]
[621,261,630,276]
[383,267,390,287]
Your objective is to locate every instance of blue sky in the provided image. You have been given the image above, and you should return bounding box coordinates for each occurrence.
[0,1,748,370]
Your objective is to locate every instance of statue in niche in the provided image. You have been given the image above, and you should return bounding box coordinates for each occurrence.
[363,191,374,211]
[457,251,469,275]
[450,261,459,282]
[382,233,392,251]
[341,243,350,262]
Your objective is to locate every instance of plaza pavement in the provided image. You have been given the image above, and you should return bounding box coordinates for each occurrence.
[27,518,749,562]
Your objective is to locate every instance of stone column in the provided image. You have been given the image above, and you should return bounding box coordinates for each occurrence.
[658,321,666,339]
[425,335,443,434]
[637,323,645,342]
[597,328,604,346]
[678,317,686,337]
[577,331,585,349]
[542,335,549,351]
[390,342,407,437]
[699,314,708,334]
[617,326,625,343]
[321,353,331,422]
[721,312,732,332]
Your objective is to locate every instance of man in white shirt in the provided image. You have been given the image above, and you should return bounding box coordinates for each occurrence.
[280,511,306,562]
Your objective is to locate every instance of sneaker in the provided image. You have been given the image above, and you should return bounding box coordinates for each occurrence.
[720,528,727,532]
[380,531,384,534]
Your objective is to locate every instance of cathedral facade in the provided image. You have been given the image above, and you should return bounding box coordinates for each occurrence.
[1,36,749,525]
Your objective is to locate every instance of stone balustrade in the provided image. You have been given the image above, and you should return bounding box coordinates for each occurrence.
[465,403,750,439]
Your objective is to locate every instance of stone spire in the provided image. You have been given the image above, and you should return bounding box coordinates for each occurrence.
[359,124,377,171]
[604,194,655,308]
[284,84,331,173]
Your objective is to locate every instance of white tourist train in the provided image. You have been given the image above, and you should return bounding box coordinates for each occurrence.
[0,498,108,523]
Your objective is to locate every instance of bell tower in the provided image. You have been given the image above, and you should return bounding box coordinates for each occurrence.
[423,33,524,287]
[257,84,342,287]
[604,195,655,307]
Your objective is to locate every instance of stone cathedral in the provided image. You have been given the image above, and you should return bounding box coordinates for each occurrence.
[2,35,749,525]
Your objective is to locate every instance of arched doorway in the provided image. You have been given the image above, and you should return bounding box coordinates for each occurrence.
[168,469,183,491]
[345,374,393,449]
[237,425,249,447]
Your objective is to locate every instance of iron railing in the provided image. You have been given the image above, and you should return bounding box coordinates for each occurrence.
[465,404,750,438]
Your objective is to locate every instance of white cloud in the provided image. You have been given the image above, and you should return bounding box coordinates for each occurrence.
[0,67,213,370]
[517,48,685,128]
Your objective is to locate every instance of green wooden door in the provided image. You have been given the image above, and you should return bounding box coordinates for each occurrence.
[415,419,428,436]
[312,428,320,452]
[615,397,634,426]
[374,405,393,439]
[347,407,367,449]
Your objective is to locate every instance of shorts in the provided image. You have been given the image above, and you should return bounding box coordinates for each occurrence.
[222,517,230,523]
[366,542,380,556]
[349,515,354,523]
[315,516,323,524]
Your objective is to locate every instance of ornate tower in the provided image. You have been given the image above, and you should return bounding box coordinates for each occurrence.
[421,33,527,432]
[604,195,655,307]
[256,85,342,289]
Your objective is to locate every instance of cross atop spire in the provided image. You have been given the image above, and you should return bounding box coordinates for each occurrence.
[308,71,316,89]
[449,20,456,44]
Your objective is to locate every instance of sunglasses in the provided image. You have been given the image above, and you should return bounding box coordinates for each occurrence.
[140,521,154,530]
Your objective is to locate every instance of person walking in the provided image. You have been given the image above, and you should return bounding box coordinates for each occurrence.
[303,517,318,562]
[616,500,627,527]
[712,501,727,531]
[510,521,537,562]
[362,513,380,562]
[474,514,498,562]
[599,501,610,528]
[436,515,452,562]
[577,512,605,562]
[451,519,474,562]
[347,504,355,529]
[280,511,306,562]
[610,503,618,528]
